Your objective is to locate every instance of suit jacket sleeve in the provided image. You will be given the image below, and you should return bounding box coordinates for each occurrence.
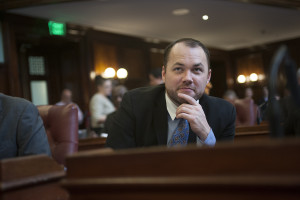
[219,104,236,141]
[17,102,52,157]
[106,92,136,149]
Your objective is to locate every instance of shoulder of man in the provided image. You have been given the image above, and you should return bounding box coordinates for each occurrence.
[201,94,235,109]
[0,93,33,111]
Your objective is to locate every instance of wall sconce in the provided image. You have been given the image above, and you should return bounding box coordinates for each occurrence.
[249,73,258,82]
[102,67,116,78]
[117,68,128,79]
[237,75,246,83]
[237,73,265,84]
[90,71,96,80]
[258,74,265,81]
[98,67,129,79]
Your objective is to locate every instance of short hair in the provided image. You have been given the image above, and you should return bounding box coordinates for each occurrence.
[95,75,108,86]
[163,38,210,69]
[149,68,162,79]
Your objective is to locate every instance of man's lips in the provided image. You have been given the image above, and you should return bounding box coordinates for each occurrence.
[178,87,194,92]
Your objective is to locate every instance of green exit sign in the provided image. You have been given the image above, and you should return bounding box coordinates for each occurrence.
[48,21,66,36]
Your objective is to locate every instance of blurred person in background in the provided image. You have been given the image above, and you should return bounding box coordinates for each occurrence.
[223,90,238,104]
[245,87,254,99]
[56,88,84,125]
[102,85,128,135]
[149,68,164,86]
[89,75,115,135]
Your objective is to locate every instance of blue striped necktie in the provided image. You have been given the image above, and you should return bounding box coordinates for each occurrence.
[170,119,189,147]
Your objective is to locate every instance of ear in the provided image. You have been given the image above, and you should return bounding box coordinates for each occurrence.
[162,66,166,82]
[207,69,212,84]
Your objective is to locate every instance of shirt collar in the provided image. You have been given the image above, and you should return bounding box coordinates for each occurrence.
[165,92,199,121]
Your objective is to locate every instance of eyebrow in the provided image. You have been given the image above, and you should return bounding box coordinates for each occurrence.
[172,62,205,68]
[173,62,184,66]
[193,63,204,67]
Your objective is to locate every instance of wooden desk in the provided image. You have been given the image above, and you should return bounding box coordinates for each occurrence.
[62,139,300,200]
[235,123,270,142]
[0,155,68,200]
[78,137,107,151]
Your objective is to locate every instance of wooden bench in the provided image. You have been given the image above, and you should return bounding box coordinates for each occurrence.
[78,122,271,151]
[78,137,107,151]
[0,155,68,200]
[62,139,300,200]
[235,122,270,142]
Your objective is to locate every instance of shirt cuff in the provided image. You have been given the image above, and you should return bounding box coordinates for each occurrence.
[202,129,216,146]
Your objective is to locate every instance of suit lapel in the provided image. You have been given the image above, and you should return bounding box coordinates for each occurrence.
[199,94,209,119]
[153,89,168,145]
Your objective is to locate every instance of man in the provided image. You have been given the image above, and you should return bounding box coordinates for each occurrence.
[106,38,236,149]
[0,93,51,159]
[149,68,164,86]
[245,87,254,99]
[56,89,84,125]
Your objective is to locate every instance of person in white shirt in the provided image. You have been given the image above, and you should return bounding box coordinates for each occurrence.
[89,75,115,134]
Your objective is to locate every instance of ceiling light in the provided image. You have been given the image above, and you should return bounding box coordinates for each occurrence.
[172,8,190,16]
[202,15,209,20]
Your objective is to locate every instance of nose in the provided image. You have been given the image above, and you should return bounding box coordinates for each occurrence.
[182,70,193,84]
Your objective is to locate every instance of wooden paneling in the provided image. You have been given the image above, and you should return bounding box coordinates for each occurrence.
[120,47,147,80]
[236,53,264,79]
[229,37,300,103]
[0,16,22,97]
[149,51,164,69]
[93,43,118,75]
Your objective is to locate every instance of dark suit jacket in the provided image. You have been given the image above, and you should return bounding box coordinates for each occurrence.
[106,84,236,149]
[0,93,51,160]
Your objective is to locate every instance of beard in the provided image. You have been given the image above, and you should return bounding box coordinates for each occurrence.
[166,86,203,106]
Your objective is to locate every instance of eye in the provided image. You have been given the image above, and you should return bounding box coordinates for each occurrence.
[193,67,203,73]
[173,67,183,72]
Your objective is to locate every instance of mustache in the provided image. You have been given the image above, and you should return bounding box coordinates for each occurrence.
[177,85,195,91]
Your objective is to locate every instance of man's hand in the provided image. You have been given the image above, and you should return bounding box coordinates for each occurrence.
[176,93,211,141]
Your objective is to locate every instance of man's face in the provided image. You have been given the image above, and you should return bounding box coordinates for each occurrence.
[162,42,211,105]
[62,90,72,104]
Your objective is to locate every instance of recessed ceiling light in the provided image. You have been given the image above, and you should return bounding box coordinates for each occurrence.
[172,8,190,16]
[202,15,209,20]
